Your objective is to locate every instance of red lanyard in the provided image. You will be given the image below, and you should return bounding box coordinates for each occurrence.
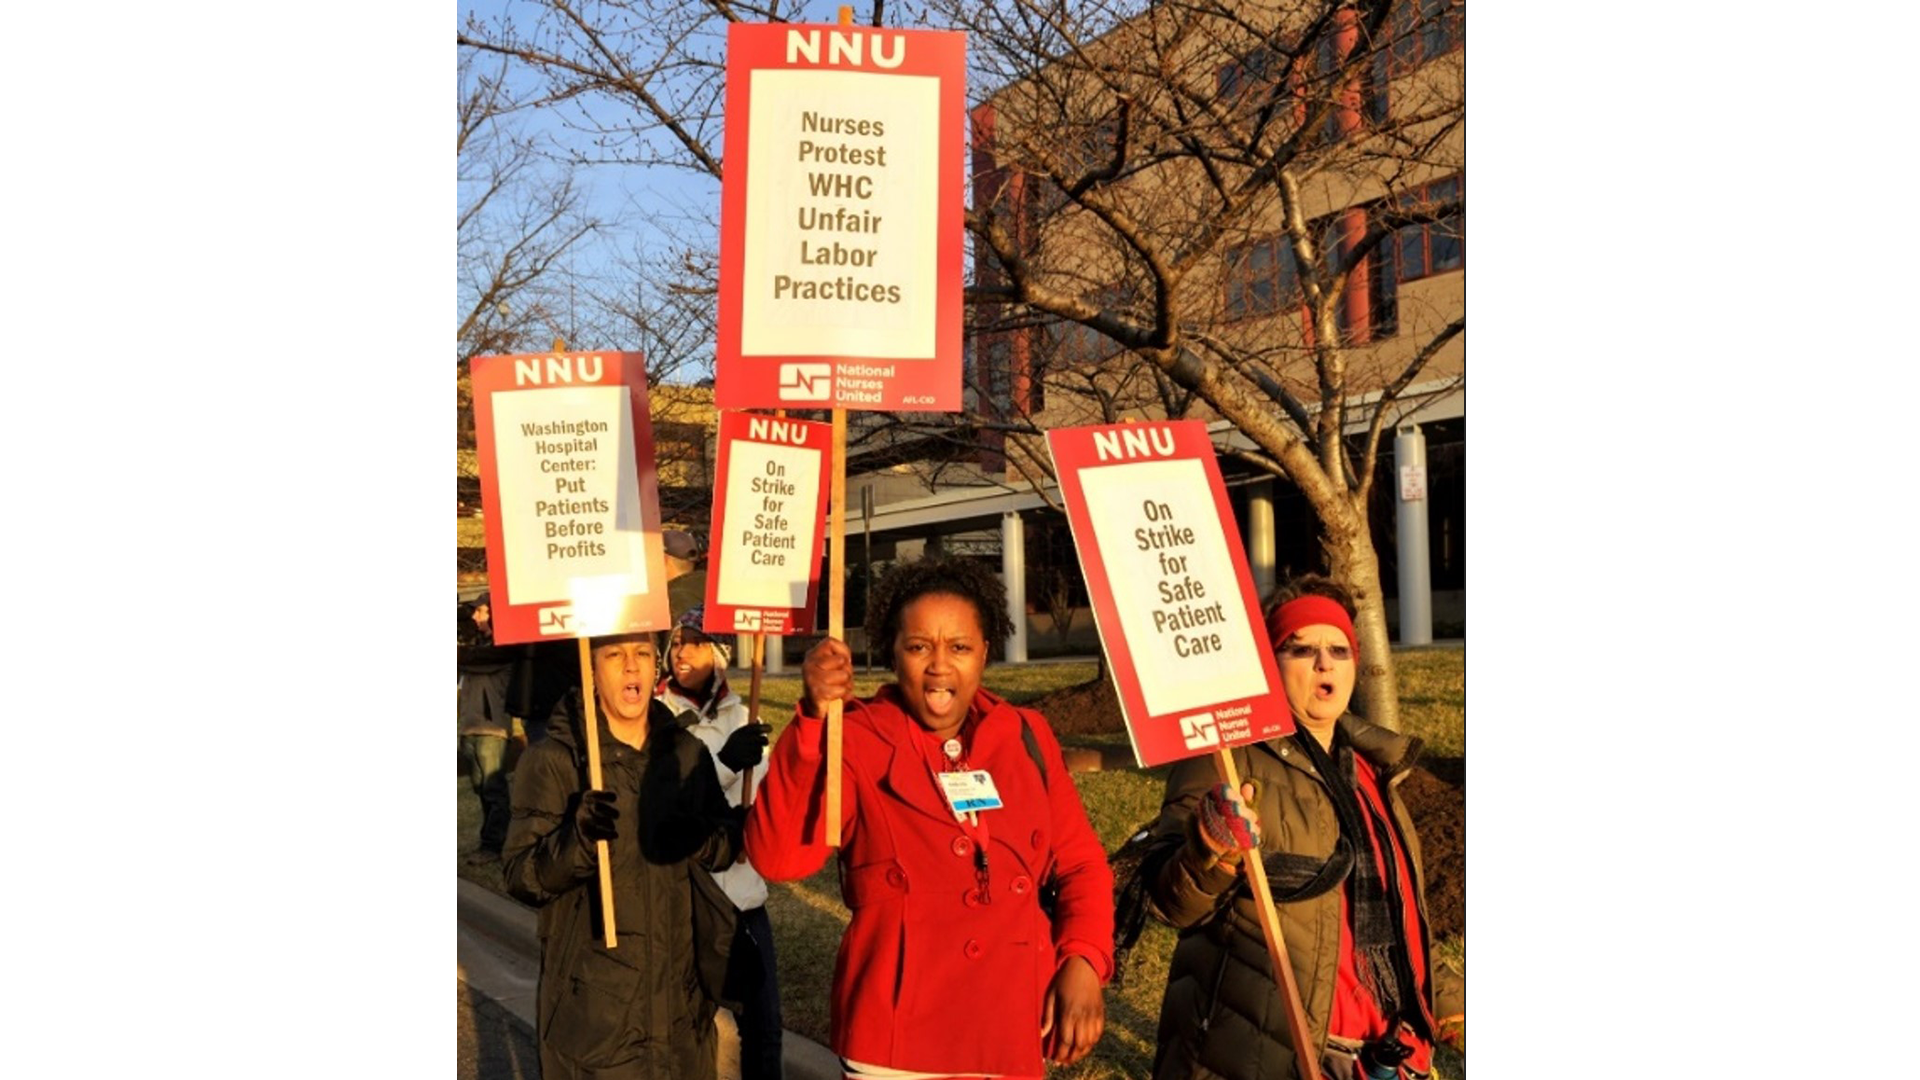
[917,726,993,903]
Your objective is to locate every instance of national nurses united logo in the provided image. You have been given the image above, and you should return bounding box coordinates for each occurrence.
[778,363,832,401]
[1179,711,1220,750]
[733,609,764,631]
[538,605,577,636]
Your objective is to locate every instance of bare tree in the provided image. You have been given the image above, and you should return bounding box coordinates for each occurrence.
[458,0,1466,727]
[458,50,602,453]
[930,0,1465,726]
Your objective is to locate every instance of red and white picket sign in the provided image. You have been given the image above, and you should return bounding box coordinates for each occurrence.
[470,350,673,646]
[1046,420,1291,767]
[703,410,833,637]
[715,21,967,412]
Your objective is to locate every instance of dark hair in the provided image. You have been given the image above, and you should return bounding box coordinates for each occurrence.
[589,630,663,655]
[865,556,1015,661]
[1264,573,1357,622]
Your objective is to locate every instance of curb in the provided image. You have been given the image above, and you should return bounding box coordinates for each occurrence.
[457,877,842,1080]
[459,877,538,953]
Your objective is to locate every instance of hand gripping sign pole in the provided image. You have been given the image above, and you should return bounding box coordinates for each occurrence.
[551,335,620,949]
[575,640,619,948]
[817,4,860,847]
[817,4,856,848]
[825,404,847,844]
[549,335,618,948]
[1045,419,1317,1080]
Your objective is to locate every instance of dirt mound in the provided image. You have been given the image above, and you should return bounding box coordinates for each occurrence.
[1031,675,1128,736]
[1031,676,1465,940]
[1398,760,1464,939]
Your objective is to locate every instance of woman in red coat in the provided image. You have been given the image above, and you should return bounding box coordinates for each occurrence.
[746,556,1115,1079]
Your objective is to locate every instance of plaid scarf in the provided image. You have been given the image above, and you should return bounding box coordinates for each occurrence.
[1288,727,1430,1042]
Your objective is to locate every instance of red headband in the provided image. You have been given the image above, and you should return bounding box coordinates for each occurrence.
[1267,595,1358,659]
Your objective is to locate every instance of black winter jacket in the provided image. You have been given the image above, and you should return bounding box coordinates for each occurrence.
[502,694,744,1080]
[1144,716,1433,1080]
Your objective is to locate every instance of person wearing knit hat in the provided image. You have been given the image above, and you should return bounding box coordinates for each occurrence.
[1140,573,1440,1080]
[656,603,783,1080]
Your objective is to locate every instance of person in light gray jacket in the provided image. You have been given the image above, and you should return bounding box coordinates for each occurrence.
[657,604,782,1080]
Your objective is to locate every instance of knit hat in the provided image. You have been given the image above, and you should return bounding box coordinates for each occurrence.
[671,603,732,669]
[663,529,702,560]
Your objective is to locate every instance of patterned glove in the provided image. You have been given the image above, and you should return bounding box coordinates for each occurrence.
[1197,782,1261,855]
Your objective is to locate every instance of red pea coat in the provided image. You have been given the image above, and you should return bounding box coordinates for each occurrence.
[745,684,1115,1076]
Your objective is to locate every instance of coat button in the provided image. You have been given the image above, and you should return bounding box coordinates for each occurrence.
[962,889,982,908]
[1011,875,1032,896]
[1030,829,1044,851]
[964,939,983,960]
[952,836,974,858]
[885,867,905,888]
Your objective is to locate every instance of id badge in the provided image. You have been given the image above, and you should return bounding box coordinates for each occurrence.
[936,769,1004,816]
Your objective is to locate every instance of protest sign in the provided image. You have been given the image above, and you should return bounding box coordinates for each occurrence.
[1046,420,1290,767]
[715,21,966,411]
[470,350,672,646]
[704,410,832,636]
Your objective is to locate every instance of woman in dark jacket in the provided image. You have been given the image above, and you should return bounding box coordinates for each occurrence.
[1145,576,1436,1080]
[502,631,743,1080]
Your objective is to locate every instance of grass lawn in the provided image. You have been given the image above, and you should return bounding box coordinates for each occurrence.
[459,647,1465,1078]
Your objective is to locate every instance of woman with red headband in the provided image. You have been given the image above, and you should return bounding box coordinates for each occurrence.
[1140,574,1437,1080]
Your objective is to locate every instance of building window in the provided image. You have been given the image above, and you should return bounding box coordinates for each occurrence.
[1390,0,1464,74]
[1047,318,1101,362]
[983,339,1013,410]
[1218,45,1280,107]
[1313,30,1390,141]
[1225,218,1394,340]
[1390,174,1465,285]
[1320,213,1397,341]
[1224,235,1299,320]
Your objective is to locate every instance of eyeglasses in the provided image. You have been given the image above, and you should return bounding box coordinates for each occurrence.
[1279,643,1352,662]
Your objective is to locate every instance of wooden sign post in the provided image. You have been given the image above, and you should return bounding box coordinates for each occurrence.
[575,641,619,948]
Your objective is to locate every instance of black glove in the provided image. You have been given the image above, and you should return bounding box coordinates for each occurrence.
[717,722,772,772]
[1358,1036,1413,1080]
[573,789,619,847]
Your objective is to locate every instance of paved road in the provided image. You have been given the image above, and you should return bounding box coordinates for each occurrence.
[458,877,838,1080]
[457,983,540,1080]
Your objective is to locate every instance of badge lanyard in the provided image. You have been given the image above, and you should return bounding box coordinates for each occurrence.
[926,734,993,904]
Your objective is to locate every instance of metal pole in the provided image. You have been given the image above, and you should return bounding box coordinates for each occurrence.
[1394,424,1433,646]
[1001,511,1027,663]
[1247,479,1276,603]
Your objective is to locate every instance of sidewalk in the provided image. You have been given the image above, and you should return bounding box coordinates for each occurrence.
[457,877,843,1080]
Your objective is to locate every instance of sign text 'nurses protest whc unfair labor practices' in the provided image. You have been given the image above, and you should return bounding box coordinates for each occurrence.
[715,22,966,412]
[1047,421,1291,768]
[469,351,672,645]
[703,410,832,636]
